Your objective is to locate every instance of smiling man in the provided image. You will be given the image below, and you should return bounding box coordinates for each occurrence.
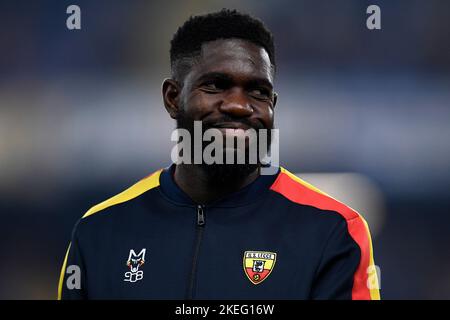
[58,9,380,300]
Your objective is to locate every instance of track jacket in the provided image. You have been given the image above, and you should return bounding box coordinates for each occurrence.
[58,165,380,300]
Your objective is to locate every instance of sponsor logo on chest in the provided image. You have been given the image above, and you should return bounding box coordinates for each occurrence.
[124,248,146,283]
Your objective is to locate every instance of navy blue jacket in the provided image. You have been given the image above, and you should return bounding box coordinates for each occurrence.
[58,165,379,300]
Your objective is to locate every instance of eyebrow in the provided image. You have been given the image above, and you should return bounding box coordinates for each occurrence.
[195,72,273,90]
[247,78,273,90]
[195,72,232,85]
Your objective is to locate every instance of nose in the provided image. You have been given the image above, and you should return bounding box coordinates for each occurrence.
[219,88,253,118]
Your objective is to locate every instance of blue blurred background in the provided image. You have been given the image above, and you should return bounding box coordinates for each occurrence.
[0,0,449,299]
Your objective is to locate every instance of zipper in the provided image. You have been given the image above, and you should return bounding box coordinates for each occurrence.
[186,205,206,299]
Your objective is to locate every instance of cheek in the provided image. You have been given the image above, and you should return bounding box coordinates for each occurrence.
[257,103,274,127]
[185,91,219,118]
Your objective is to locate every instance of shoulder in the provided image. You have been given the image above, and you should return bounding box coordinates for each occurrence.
[74,169,163,233]
[270,167,366,223]
[269,167,373,252]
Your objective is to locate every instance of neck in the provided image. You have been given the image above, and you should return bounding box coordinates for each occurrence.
[173,164,260,205]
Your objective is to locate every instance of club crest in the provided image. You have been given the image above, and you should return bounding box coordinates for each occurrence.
[243,251,277,285]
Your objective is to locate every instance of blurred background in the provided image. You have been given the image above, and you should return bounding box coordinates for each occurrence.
[0,0,449,299]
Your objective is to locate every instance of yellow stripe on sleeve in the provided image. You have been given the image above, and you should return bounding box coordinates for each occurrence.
[82,169,162,219]
[57,243,71,300]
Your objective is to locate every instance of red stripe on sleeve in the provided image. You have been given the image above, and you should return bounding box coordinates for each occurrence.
[270,170,372,300]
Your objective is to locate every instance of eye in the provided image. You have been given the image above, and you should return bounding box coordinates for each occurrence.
[249,87,271,100]
[203,82,219,90]
[200,80,228,93]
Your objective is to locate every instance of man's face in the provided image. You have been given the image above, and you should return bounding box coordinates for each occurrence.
[163,38,277,177]
[178,38,276,136]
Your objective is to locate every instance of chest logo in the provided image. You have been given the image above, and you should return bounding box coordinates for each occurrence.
[124,248,146,283]
[243,251,277,285]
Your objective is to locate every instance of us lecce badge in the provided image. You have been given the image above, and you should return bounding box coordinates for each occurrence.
[243,251,277,285]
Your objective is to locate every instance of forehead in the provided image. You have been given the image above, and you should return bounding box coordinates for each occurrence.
[188,38,273,83]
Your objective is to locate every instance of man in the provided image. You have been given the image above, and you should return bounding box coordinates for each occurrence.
[58,9,380,300]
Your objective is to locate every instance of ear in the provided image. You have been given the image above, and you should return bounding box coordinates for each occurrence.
[272,91,278,108]
[162,78,182,119]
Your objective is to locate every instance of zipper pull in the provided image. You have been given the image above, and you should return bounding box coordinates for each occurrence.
[197,205,205,226]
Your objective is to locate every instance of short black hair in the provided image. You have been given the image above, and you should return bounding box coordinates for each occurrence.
[170,9,275,82]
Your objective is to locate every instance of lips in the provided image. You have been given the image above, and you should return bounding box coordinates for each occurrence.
[210,122,253,131]
[210,124,252,138]
[209,125,256,141]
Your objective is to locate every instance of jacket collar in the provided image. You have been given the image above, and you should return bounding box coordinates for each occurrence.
[159,164,280,208]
